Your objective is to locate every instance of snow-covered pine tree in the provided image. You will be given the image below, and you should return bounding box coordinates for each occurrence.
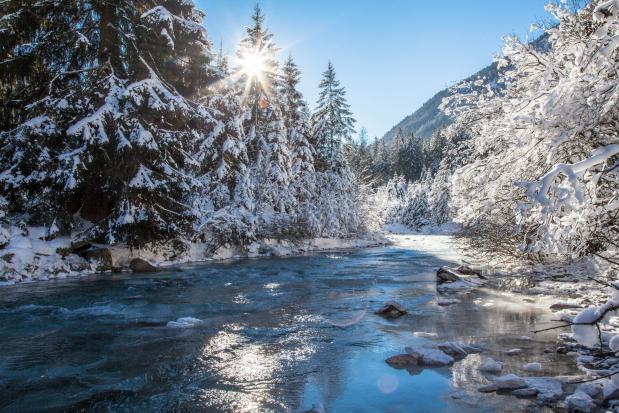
[0,196,8,248]
[235,5,295,234]
[0,1,218,247]
[195,77,256,247]
[311,61,356,172]
[310,62,361,237]
[0,0,91,225]
[279,55,319,235]
[348,127,373,184]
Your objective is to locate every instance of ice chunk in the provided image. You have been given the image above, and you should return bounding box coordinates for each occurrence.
[167,317,204,328]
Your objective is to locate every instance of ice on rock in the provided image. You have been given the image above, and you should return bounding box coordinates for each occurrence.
[167,317,204,328]
[405,345,455,366]
[610,335,619,353]
[479,358,503,373]
[572,307,601,347]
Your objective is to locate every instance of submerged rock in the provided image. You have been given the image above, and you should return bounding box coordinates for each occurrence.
[375,302,407,318]
[130,258,159,273]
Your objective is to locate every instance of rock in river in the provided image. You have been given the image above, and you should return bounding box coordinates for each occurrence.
[130,258,159,273]
[479,358,503,373]
[375,302,407,318]
[493,374,527,390]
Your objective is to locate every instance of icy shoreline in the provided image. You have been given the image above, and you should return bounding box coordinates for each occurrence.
[0,225,390,285]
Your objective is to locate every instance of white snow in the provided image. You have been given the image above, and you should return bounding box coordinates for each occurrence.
[572,306,602,347]
[405,344,454,366]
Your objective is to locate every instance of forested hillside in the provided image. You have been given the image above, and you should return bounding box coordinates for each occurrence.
[0,2,361,254]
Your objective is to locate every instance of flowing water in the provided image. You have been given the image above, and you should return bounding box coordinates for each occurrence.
[0,235,578,413]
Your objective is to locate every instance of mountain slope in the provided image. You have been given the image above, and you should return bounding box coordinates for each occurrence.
[382,62,499,143]
[382,34,549,144]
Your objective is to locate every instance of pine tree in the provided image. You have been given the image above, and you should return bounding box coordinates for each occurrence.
[391,128,405,176]
[0,1,218,247]
[311,62,356,172]
[196,79,256,246]
[236,5,295,223]
[400,132,424,181]
[279,56,317,232]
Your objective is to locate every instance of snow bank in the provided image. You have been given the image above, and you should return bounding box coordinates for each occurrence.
[0,226,96,284]
[0,228,390,284]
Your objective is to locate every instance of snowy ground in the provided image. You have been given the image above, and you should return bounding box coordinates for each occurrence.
[0,225,390,284]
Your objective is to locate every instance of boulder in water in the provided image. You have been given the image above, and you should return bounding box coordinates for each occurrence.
[493,374,527,390]
[130,258,159,273]
[385,354,419,369]
[436,267,462,283]
[437,341,483,359]
[375,302,407,318]
[405,345,455,367]
[479,358,503,373]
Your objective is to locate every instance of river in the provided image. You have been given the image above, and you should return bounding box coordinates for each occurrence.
[0,235,578,412]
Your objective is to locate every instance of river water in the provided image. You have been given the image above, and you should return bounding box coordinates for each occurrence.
[0,235,577,412]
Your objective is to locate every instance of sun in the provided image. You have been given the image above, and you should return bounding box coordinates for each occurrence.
[238,49,267,81]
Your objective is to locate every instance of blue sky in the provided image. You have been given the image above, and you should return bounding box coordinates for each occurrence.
[196,0,552,139]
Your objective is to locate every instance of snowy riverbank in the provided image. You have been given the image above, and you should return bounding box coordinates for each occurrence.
[394,228,619,412]
[0,225,390,284]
